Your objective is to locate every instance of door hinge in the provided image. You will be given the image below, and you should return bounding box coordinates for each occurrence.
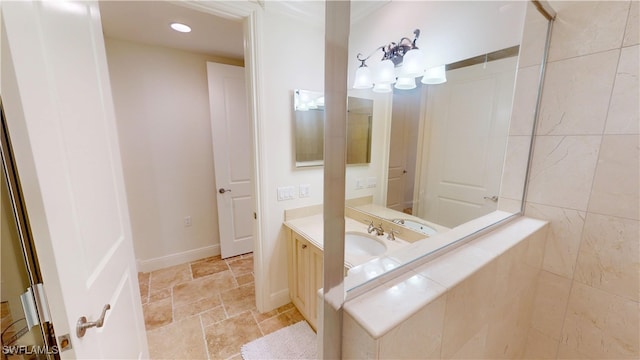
[253,212,257,220]
[20,283,52,329]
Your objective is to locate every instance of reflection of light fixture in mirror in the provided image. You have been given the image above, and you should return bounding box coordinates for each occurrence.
[170,22,191,33]
[353,29,446,91]
[421,64,447,84]
[295,89,325,111]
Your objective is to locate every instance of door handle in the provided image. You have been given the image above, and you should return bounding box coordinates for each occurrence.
[483,195,498,202]
[219,188,232,194]
[76,304,111,338]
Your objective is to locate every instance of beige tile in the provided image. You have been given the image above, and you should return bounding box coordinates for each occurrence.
[524,328,559,359]
[235,273,254,285]
[417,244,494,289]
[548,1,629,61]
[200,305,228,327]
[275,302,295,313]
[574,213,640,302]
[447,324,488,359]
[220,283,256,316]
[499,135,531,200]
[148,287,171,303]
[227,257,253,277]
[527,136,601,211]
[138,272,150,304]
[538,50,619,135]
[205,311,262,360]
[588,135,640,220]
[526,203,586,278]
[147,316,207,359]
[149,263,191,292]
[440,261,498,358]
[510,65,542,135]
[379,295,445,359]
[556,342,591,359]
[258,308,305,336]
[190,255,229,279]
[173,270,236,307]
[142,297,172,331]
[623,1,639,46]
[605,45,639,134]
[561,282,640,359]
[518,2,550,68]
[531,270,572,340]
[484,291,534,359]
[342,313,378,359]
[174,295,222,321]
[251,308,278,323]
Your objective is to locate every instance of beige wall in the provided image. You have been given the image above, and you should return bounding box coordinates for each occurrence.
[524,1,639,358]
[104,37,242,270]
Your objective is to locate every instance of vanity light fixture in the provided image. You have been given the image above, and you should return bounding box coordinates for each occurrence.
[170,22,191,33]
[353,29,447,92]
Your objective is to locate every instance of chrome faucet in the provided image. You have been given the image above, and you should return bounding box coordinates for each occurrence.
[367,221,384,236]
[387,229,400,241]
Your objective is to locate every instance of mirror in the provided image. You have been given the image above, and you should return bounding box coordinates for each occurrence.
[344,1,553,284]
[293,90,373,167]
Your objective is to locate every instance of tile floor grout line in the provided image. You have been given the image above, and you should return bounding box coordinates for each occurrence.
[198,314,211,360]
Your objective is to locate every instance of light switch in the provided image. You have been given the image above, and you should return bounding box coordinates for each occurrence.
[356,178,365,190]
[299,184,310,198]
[278,186,297,201]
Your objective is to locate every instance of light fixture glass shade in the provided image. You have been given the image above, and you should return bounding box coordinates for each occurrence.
[395,76,416,90]
[421,65,447,84]
[353,66,373,89]
[374,59,396,84]
[372,83,392,93]
[400,48,423,77]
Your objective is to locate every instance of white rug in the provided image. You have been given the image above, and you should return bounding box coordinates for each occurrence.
[241,321,317,360]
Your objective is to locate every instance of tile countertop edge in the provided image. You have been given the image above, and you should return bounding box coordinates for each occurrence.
[342,216,549,340]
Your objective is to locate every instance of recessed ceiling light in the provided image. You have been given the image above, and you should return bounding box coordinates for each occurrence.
[170,22,191,33]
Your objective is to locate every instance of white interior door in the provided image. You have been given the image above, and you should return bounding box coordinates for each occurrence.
[207,62,254,259]
[387,89,421,213]
[1,1,148,358]
[419,57,516,228]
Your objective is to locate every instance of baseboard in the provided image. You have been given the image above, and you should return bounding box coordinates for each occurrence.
[136,244,220,273]
[269,288,292,311]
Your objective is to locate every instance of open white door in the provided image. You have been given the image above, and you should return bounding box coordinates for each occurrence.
[207,62,254,259]
[418,57,516,228]
[1,1,148,358]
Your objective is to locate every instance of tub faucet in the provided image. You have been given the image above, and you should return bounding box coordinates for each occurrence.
[367,221,384,236]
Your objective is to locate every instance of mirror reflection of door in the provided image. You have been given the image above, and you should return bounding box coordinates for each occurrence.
[386,88,422,214]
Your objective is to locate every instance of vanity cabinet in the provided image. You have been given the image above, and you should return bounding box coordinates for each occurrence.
[287,229,323,330]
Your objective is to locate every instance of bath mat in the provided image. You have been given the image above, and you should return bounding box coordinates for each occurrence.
[241,320,317,360]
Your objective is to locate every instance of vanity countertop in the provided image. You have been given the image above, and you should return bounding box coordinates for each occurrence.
[284,214,411,268]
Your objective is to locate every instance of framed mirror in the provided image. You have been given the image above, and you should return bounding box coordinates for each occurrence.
[293,90,373,167]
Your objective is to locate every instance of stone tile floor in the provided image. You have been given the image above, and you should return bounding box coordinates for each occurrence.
[138,253,305,359]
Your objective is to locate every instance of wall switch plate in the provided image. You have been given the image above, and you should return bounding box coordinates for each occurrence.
[277,186,296,201]
[183,216,192,227]
[356,178,365,189]
[299,184,310,198]
[366,177,377,188]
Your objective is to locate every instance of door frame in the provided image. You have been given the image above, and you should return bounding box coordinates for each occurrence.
[178,1,268,312]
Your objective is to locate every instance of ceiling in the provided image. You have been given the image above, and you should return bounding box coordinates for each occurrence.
[99,1,245,60]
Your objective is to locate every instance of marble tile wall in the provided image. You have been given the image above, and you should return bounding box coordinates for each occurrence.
[523,1,639,359]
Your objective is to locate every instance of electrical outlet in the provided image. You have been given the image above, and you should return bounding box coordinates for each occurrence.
[183,216,192,227]
[366,177,377,188]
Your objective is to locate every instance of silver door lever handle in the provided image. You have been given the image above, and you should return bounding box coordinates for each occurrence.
[76,304,111,338]
[483,196,498,202]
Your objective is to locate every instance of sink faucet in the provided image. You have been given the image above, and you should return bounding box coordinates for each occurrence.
[367,221,384,236]
[387,229,400,241]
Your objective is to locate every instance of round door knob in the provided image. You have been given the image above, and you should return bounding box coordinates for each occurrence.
[219,188,231,194]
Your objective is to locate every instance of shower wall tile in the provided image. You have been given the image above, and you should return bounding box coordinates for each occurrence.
[525,203,585,278]
[500,135,531,200]
[510,65,542,136]
[574,214,640,302]
[588,134,640,219]
[623,1,639,47]
[531,270,572,340]
[342,313,378,359]
[524,328,559,359]
[547,1,629,62]
[560,282,640,359]
[537,50,619,135]
[527,135,601,211]
[605,45,639,134]
[378,295,446,359]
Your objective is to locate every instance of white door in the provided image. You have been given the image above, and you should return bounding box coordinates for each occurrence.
[207,62,254,259]
[1,1,148,358]
[387,89,421,213]
[419,57,516,228]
